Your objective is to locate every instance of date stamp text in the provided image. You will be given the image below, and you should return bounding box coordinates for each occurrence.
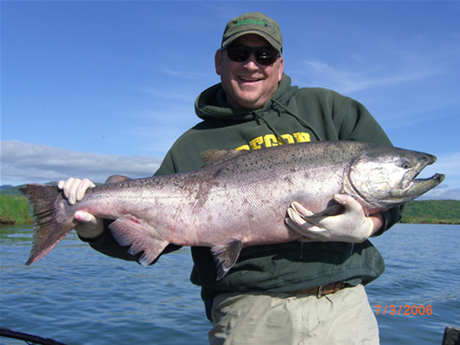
[374,305,432,316]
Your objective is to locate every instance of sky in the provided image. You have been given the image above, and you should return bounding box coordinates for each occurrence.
[1,0,460,200]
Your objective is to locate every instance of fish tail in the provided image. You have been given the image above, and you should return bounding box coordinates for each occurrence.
[20,184,77,265]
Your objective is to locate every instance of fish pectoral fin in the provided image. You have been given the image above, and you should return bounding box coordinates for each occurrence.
[211,239,244,281]
[304,202,345,219]
[109,217,169,267]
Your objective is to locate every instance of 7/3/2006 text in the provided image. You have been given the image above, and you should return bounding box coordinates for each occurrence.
[374,305,433,316]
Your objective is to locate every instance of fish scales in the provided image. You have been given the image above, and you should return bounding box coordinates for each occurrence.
[21,141,444,280]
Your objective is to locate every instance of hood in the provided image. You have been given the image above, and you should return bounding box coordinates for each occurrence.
[195,73,299,121]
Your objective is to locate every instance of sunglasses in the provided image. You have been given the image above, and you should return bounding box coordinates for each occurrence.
[224,45,280,66]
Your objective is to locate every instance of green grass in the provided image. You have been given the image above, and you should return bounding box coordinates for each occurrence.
[0,195,34,225]
[400,200,460,224]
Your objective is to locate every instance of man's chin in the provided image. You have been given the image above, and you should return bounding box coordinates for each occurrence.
[234,97,265,109]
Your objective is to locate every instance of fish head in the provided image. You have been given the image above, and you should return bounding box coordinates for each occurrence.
[346,146,445,210]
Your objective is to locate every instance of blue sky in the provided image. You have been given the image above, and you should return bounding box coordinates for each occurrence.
[2,1,459,200]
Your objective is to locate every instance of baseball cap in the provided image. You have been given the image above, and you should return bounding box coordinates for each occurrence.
[221,12,283,53]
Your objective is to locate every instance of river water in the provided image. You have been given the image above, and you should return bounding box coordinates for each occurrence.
[1,224,459,344]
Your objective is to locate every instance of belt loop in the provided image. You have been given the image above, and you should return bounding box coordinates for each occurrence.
[316,285,323,298]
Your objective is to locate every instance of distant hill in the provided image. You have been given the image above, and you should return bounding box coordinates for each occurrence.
[400,200,460,224]
[0,185,14,190]
[0,185,29,196]
[0,183,59,197]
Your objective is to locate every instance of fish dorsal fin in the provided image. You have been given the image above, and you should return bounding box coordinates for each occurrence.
[201,149,243,166]
[105,175,131,184]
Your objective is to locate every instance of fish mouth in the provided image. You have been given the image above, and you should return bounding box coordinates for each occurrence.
[394,154,445,198]
[403,173,445,195]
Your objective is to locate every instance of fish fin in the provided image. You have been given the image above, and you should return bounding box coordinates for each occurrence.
[201,149,242,166]
[211,239,244,280]
[104,175,131,184]
[304,202,345,218]
[20,184,76,265]
[109,217,169,266]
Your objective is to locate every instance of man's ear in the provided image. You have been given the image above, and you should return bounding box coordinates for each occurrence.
[215,49,222,76]
[278,56,284,82]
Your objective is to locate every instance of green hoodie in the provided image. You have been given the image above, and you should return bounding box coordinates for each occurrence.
[86,74,401,301]
[152,73,401,301]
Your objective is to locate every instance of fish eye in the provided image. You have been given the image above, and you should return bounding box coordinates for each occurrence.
[399,159,411,169]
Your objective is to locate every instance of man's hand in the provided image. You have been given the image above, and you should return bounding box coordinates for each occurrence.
[58,178,103,239]
[285,194,378,243]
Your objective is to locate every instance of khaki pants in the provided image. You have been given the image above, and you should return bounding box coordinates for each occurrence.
[208,284,379,345]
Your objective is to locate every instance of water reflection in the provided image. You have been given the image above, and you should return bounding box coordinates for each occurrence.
[0,224,34,242]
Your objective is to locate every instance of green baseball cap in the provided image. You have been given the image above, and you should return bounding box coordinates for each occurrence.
[221,12,283,53]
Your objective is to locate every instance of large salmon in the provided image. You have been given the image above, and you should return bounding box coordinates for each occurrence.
[21,141,444,279]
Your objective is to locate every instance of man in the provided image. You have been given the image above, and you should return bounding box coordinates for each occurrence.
[60,12,401,344]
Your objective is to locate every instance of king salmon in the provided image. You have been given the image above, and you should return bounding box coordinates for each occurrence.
[21,141,444,279]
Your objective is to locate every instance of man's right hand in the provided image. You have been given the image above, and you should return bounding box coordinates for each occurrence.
[58,178,104,239]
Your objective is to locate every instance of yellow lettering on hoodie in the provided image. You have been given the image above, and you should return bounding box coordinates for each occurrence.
[264,134,279,147]
[250,136,264,150]
[236,132,311,151]
[235,145,250,151]
[293,132,311,142]
[281,134,295,144]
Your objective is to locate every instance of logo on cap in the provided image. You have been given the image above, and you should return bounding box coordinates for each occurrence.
[235,19,273,28]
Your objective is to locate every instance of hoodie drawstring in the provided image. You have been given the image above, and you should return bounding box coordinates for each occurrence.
[252,110,290,144]
[271,99,324,141]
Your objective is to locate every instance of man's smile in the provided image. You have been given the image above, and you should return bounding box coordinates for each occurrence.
[238,76,263,82]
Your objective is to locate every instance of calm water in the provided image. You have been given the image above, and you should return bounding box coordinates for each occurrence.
[1,224,459,345]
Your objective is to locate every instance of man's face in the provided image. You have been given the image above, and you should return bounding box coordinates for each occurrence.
[215,34,284,110]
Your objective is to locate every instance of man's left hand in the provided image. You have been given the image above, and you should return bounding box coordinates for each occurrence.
[285,194,376,243]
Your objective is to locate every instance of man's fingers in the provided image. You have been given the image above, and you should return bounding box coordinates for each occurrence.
[286,206,325,239]
[57,178,101,238]
[74,211,104,238]
[75,211,98,225]
[287,206,306,226]
[286,195,374,243]
[76,178,96,202]
[57,178,95,205]
[65,178,78,204]
[290,201,314,218]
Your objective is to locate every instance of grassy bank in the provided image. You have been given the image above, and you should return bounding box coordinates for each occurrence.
[400,200,460,224]
[0,195,34,225]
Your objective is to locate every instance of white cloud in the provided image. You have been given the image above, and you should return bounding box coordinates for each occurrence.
[1,140,163,186]
[419,184,460,201]
[422,152,460,178]
[296,59,433,95]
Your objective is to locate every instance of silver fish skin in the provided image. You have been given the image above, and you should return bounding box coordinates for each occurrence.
[21,141,444,279]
